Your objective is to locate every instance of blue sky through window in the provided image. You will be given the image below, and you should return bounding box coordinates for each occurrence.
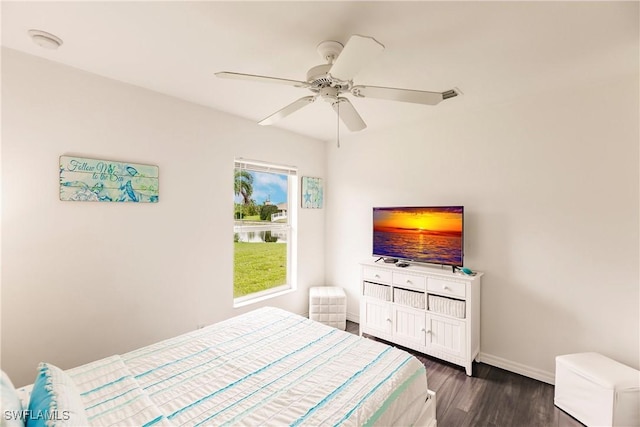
[235,170,287,205]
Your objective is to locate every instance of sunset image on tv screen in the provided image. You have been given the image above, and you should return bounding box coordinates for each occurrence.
[373,206,463,265]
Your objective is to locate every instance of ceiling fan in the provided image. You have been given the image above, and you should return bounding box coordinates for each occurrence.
[216,35,459,132]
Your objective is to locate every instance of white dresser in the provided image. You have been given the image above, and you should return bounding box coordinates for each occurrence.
[359,260,482,376]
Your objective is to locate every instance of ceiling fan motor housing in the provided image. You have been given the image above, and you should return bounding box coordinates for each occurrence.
[306,63,350,91]
[306,64,333,87]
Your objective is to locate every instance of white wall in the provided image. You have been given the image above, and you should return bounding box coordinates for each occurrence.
[325,73,639,382]
[2,46,638,389]
[1,48,326,387]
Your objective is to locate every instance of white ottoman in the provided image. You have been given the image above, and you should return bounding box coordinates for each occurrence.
[554,352,640,426]
[309,286,346,330]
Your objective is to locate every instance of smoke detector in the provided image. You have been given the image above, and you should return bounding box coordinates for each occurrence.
[28,30,63,50]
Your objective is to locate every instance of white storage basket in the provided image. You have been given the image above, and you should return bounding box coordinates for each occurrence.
[428,294,466,318]
[363,282,391,301]
[394,288,426,309]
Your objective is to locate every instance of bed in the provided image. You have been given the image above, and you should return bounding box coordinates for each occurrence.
[11,307,436,426]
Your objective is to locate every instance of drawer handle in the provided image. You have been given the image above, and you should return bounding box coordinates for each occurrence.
[374,274,381,279]
[443,285,450,290]
[386,318,392,322]
[420,327,426,332]
[406,279,413,284]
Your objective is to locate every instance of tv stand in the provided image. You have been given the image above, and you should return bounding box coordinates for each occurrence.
[359,259,482,376]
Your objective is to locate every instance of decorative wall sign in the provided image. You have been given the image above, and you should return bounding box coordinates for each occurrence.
[301,176,323,209]
[60,156,159,203]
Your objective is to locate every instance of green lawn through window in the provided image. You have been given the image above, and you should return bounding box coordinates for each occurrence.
[233,242,287,298]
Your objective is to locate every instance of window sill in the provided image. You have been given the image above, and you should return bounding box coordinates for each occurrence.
[233,285,295,308]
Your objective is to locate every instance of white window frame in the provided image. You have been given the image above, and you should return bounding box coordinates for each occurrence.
[233,159,297,307]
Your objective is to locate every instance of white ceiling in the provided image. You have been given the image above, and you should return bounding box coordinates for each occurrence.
[2,1,638,142]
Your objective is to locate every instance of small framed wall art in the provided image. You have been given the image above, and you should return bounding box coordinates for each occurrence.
[301,176,323,209]
[60,156,159,203]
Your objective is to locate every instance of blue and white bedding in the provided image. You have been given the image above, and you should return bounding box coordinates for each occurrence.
[27,307,430,426]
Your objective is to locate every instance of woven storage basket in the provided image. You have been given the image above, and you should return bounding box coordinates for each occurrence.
[428,294,466,318]
[363,282,391,301]
[394,288,426,309]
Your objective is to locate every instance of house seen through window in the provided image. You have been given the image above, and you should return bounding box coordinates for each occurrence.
[233,159,297,303]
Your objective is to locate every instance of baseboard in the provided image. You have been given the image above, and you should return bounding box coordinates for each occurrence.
[346,311,359,324]
[478,352,555,385]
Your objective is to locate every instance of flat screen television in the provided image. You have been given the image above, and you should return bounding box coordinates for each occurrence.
[373,206,464,267]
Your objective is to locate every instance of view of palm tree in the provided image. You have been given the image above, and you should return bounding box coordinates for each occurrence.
[234,169,253,204]
[234,169,259,219]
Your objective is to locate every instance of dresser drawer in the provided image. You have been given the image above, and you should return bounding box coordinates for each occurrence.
[392,272,426,291]
[427,277,466,298]
[362,267,392,284]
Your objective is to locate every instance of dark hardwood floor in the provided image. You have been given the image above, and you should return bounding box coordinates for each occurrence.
[345,321,584,427]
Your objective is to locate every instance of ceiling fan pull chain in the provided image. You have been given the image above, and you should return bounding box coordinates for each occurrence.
[336,100,340,148]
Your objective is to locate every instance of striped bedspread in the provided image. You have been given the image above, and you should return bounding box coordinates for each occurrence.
[67,307,429,426]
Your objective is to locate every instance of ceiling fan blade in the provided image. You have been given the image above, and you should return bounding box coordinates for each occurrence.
[215,71,310,88]
[329,35,385,82]
[259,96,316,126]
[351,85,458,105]
[332,97,366,132]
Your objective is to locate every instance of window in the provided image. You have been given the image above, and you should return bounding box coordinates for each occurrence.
[233,159,297,305]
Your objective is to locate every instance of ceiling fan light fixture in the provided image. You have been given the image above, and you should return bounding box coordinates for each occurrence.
[28,29,63,50]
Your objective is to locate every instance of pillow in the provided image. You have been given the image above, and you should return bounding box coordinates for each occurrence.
[26,363,89,427]
[1,370,25,427]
